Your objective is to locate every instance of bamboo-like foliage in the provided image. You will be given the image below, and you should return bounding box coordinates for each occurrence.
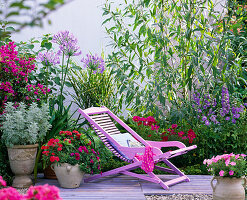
[69,66,117,111]
[103,0,244,118]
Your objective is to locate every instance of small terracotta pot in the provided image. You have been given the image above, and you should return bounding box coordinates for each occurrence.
[44,164,57,179]
[211,176,247,200]
[8,144,38,188]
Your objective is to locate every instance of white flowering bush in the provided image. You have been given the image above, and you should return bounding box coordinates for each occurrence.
[0,102,51,147]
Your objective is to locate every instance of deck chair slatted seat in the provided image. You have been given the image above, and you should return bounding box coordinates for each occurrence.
[78,106,197,190]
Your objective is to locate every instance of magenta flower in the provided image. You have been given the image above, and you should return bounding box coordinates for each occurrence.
[219,170,224,176]
[133,116,140,122]
[0,176,6,187]
[171,124,178,129]
[229,170,234,176]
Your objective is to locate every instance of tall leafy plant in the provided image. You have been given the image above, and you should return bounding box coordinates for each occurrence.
[69,54,117,111]
[103,0,243,118]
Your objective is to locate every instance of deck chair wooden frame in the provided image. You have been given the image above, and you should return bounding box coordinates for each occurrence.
[78,106,197,190]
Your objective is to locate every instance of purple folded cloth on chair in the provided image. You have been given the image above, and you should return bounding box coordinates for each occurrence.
[135,146,155,173]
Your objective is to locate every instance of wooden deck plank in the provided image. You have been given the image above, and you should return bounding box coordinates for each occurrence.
[36,174,213,199]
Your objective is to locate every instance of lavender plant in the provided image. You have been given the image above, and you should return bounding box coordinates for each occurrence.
[191,86,246,159]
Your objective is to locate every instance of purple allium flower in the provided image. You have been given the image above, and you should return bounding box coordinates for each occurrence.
[81,54,105,74]
[52,31,81,57]
[202,116,207,121]
[225,116,230,121]
[37,51,60,66]
[232,118,236,124]
[205,120,210,126]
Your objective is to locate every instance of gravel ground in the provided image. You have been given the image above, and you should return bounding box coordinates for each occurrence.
[16,188,28,194]
[146,194,213,200]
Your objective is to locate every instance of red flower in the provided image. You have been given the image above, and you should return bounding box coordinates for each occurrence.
[65,131,72,136]
[72,130,79,134]
[161,136,168,141]
[59,131,65,135]
[51,153,55,155]
[147,134,151,137]
[57,147,62,151]
[76,133,81,139]
[50,156,55,162]
[88,140,91,146]
[171,124,178,129]
[187,129,196,139]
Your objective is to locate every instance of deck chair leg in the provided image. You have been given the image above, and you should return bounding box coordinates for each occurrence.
[162,159,190,182]
[147,172,169,190]
[84,161,141,183]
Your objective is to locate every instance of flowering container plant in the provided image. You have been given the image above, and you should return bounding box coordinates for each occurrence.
[204,153,247,200]
[42,130,101,188]
[0,102,51,188]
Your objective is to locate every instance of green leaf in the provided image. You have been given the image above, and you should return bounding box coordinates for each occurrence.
[64,81,72,87]
[6,27,15,32]
[54,77,61,85]
[44,42,52,50]
[144,0,151,7]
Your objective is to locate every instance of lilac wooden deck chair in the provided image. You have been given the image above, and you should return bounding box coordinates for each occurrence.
[78,106,197,190]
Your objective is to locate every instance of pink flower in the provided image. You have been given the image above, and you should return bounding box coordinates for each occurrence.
[229,170,234,176]
[219,170,224,176]
[235,154,240,159]
[0,176,6,187]
[230,162,236,166]
[25,184,62,200]
[225,158,230,166]
[171,124,178,129]
[0,187,24,200]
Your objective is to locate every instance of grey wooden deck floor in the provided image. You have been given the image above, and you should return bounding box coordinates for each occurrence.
[36,174,213,200]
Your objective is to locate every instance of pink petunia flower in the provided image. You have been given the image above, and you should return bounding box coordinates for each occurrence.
[0,176,6,187]
[230,162,236,166]
[229,170,234,176]
[219,170,224,176]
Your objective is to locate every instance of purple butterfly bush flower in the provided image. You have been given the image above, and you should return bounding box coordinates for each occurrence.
[52,31,81,57]
[81,54,105,74]
[37,51,60,66]
[192,86,245,126]
[220,86,230,117]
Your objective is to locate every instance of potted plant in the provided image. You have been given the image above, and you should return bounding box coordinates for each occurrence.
[42,130,101,188]
[0,102,51,188]
[204,153,247,200]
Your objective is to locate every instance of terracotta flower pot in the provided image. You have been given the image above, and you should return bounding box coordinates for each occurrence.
[211,176,247,200]
[51,163,84,188]
[7,144,38,188]
[44,164,57,179]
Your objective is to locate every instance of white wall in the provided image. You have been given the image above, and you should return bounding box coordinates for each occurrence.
[12,0,113,57]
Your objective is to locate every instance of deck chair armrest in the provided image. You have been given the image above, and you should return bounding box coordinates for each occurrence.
[118,146,162,159]
[146,140,187,149]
